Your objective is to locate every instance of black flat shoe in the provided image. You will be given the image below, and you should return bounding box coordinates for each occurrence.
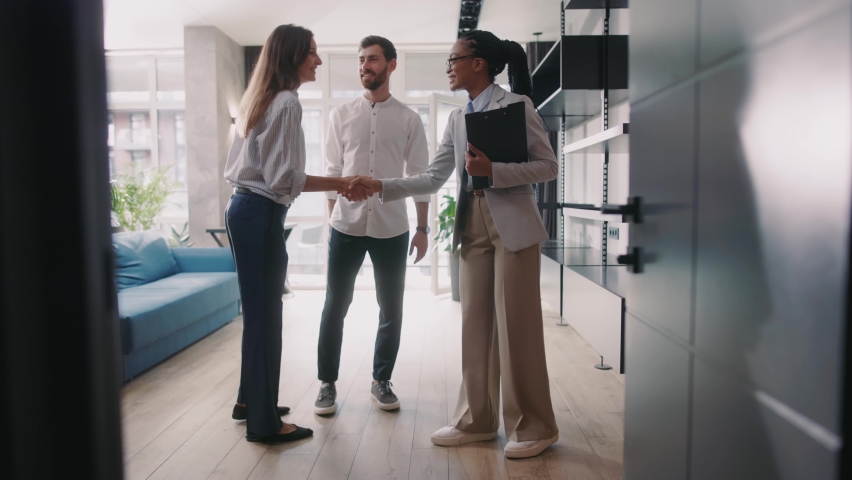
[246,426,313,443]
[232,404,290,421]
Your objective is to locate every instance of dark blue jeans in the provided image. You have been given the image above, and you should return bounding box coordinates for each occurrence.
[225,193,289,436]
[318,228,409,383]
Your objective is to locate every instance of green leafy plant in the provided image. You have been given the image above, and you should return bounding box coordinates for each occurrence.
[433,195,456,252]
[169,222,194,247]
[110,167,175,231]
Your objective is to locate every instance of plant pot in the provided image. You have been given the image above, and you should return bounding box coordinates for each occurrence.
[450,248,461,302]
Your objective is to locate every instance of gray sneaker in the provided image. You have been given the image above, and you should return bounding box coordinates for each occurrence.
[314,382,337,415]
[371,380,400,411]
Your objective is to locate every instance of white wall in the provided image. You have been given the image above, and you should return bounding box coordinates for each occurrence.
[184,26,245,247]
[564,100,630,257]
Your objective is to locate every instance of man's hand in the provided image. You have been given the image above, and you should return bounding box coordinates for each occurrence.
[465,143,493,177]
[339,176,374,202]
[409,231,428,264]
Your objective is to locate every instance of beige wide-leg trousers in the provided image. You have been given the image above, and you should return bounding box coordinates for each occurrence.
[451,194,559,442]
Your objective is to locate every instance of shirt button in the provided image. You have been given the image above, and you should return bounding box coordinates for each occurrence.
[371,151,374,153]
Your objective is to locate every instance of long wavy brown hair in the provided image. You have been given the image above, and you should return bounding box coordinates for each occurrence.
[237,24,313,137]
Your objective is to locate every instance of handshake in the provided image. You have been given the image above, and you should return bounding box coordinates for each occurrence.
[337,176,382,202]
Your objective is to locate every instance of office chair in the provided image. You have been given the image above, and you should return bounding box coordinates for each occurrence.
[297,224,325,265]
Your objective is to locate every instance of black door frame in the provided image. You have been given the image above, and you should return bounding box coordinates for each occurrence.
[0,0,124,478]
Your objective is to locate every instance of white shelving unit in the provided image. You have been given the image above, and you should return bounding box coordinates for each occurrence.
[563,123,629,154]
[536,0,630,373]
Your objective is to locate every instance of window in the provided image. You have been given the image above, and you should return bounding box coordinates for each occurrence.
[405,53,463,98]
[109,111,153,176]
[106,58,150,102]
[157,111,187,184]
[408,104,430,150]
[405,53,510,98]
[330,55,363,99]
[106,53,188,227]
[298,69,323,99]
[130,113,151,145]
[159,111,189,222]
[156,58,185,102]
[287,107,325,218]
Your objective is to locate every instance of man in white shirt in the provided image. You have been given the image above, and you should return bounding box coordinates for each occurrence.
[314,36,430,414]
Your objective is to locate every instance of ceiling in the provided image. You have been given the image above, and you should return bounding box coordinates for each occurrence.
[103,0,562,50]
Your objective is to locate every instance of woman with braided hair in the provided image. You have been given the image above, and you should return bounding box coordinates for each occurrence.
[353,30,560,458]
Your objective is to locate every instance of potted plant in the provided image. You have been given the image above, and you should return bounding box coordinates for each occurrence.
[109,167,175,232]
[168,222,194,247]
[434,195,460,301]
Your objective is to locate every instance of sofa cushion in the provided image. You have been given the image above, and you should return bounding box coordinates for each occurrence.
[118,272,239,353]
[113,230,180,289]
[171,247,236,273]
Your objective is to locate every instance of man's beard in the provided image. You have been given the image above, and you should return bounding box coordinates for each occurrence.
[360,66,389,91]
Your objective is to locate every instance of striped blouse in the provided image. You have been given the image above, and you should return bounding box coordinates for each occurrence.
[224,90,307,205]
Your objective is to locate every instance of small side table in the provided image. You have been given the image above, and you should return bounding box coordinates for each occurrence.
[206,224,298,293]
[206,224,296,246]
[206,228,228,247]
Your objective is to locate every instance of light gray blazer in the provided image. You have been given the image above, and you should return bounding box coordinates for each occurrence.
[381,86,558,252]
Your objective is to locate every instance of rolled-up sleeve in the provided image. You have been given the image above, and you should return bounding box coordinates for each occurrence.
[261,105,307,200]
[405,113,431,203]
[324,109,344,200]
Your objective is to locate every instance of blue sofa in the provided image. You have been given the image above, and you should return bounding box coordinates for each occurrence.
[113,231,241,381]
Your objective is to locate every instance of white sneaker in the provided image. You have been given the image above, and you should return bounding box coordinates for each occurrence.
[430,425,498,446]
[504,434,559,459]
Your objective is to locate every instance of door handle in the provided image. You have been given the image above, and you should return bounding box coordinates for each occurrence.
[601,196,642,223]
[617,247,643,273]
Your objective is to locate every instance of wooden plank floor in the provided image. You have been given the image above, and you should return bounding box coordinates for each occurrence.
[121,290,624,480]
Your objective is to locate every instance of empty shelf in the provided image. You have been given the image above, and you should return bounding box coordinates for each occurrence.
[566,265,628,298]
[532,35,629,132]
[563,206,626,222]
[541,244,620,267]
[565,0,629,9]
[563,123,629,154]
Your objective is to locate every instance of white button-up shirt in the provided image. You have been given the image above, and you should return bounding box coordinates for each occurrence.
[325,95,430,238]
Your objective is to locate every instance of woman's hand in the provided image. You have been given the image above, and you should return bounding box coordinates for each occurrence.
[339,176,374,201]
[465,143,493,177]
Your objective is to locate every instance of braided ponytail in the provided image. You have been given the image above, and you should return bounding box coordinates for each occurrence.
[460,30,533,98]
[501,39,532,97]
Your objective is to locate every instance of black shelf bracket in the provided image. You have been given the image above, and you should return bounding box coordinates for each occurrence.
[617,247,643,274]
[601,196,642,224]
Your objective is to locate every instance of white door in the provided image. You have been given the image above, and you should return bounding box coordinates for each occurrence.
[429,93,466,295]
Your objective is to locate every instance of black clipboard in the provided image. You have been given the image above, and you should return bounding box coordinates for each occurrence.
[464,101,528,190]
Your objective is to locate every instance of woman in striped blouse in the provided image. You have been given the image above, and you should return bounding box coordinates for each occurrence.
[224,24,371,443]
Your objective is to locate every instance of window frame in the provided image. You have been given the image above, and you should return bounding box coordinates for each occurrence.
[106,51,188,227]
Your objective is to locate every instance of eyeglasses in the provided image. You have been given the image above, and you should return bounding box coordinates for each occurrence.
[446,55,475,69]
